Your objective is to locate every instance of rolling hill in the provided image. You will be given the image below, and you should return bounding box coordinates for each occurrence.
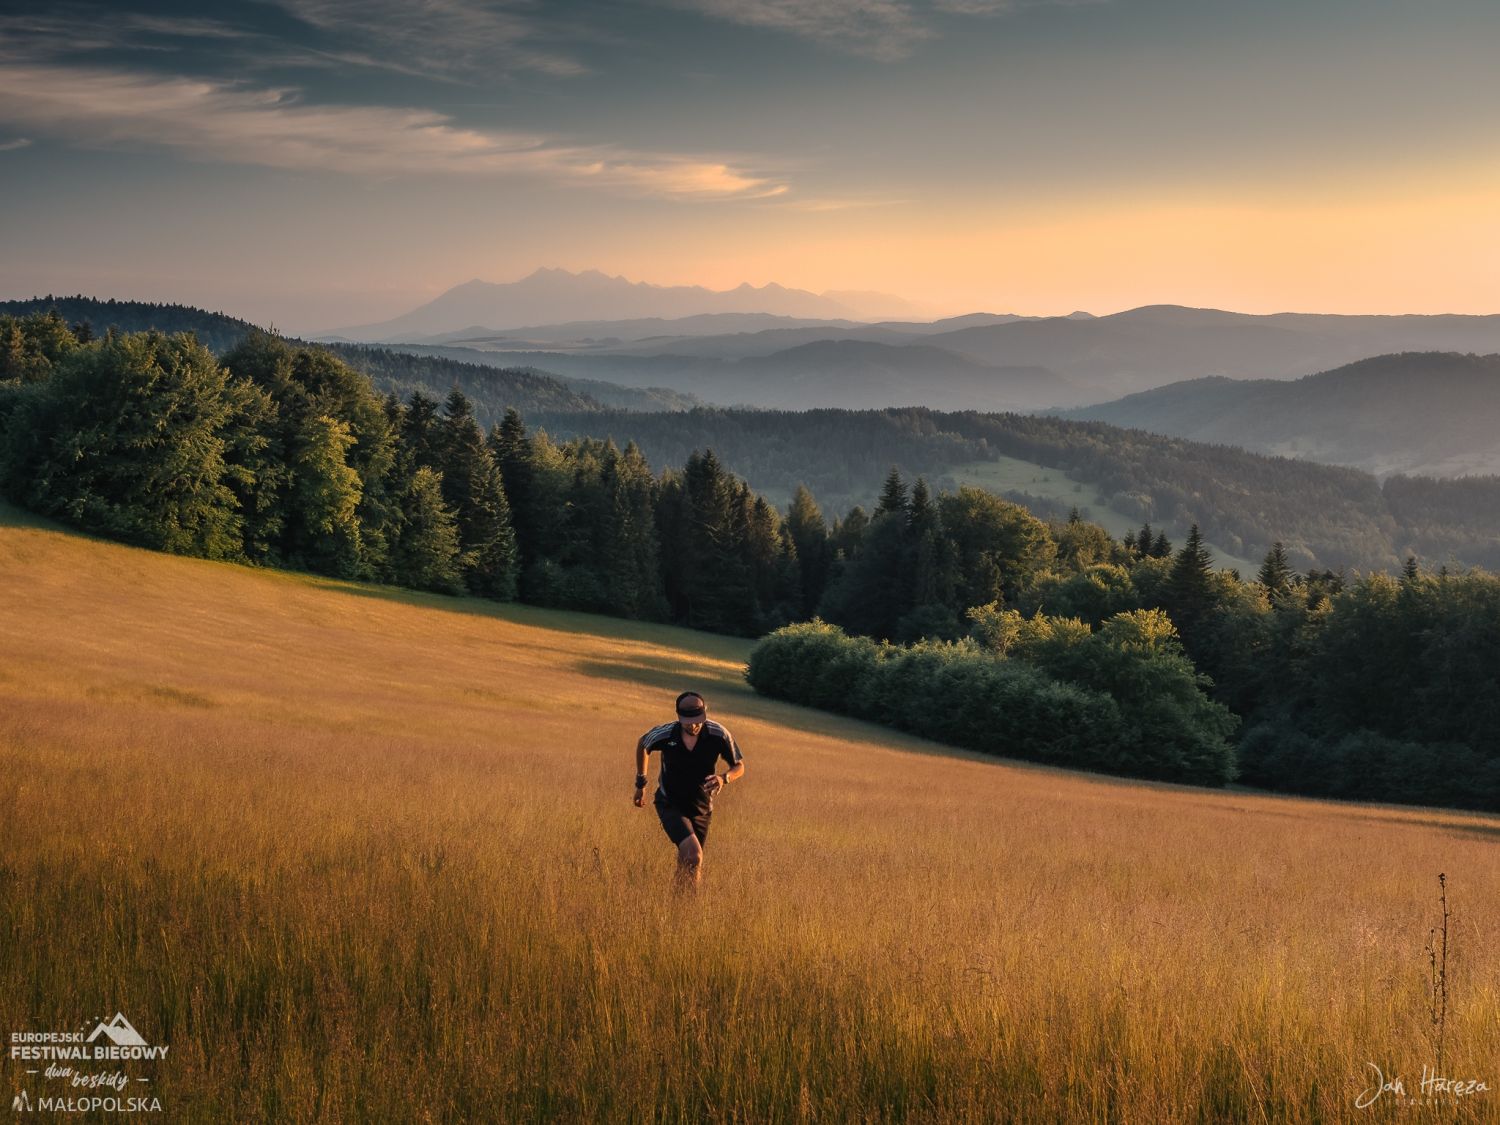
[3,504,1497,1121]
[530,405,1500,572]
[926,305,1500,397]
[368,302,1500,412]
[1061,351,1500,477]
[388,338,1085,412]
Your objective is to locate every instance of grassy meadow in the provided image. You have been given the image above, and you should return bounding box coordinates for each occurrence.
[2,503,1498,1122]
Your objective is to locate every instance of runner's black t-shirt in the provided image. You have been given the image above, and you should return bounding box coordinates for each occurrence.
[643,719,743,812]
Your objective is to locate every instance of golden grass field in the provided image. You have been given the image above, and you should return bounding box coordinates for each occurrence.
[2,502,1498,1123]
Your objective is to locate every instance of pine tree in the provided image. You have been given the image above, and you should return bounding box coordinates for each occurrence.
[666,449,754,632]
[907,477,950,609]
[786,484,831,616]
[833,505,868,559]
[1152,530,1172,558]
[401,391,442,469]
[489,408,547,575]
[598,441,663,618]
[439,389,518,599]
[1257,540,1293,596]
[875,466,908,518]
[1167,524,1215,637]
[1137,521,1154,559]
[746,492,788,628]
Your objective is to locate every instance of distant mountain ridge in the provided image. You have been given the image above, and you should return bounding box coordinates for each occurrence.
[345,297,1500,409]
[925,305,1500,397]
[1061,352,1500,477]
[327,268,902,341]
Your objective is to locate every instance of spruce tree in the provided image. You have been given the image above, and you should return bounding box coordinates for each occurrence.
[875,466,909,518]
[401,391,442,469]
[1167,524,1215,637]
[1257,541,1293,596]
[440,389,519,599]
[1137,521,1154,559]
[488,408,535,563]
[833,505,868,559]
[599,441,663,618]
[786,484,831,616]
[908,478,950,610]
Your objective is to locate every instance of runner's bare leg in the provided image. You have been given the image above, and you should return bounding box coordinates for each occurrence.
[675,835,702,892]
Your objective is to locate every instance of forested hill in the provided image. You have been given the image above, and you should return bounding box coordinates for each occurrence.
[323,345,605,419]
[531,406,1500,572]
[0,296,258,353]
[1061,351,1500,478]
[0,297,690,417]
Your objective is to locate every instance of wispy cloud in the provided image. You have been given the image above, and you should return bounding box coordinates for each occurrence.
[674,0,1102,60]
[117,14,261,40]
[679,0,931,61]
[0,61,784,199]
[0,136,31,151]
[271,0,589,80]
[0,9,258,51]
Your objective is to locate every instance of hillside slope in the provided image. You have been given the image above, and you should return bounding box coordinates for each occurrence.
[929,306,1500,397]
[2,506,1497,1120]
[1062,351,1500,477]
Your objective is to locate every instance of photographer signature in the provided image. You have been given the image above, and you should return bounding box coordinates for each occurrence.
[1356,1062,1490,1108]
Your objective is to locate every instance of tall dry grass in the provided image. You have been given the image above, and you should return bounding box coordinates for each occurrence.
[2,505,1498,1122]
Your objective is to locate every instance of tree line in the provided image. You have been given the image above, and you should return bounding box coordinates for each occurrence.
[536,406,1500,573]
[0,317,802,631]
[756,473,1499,809]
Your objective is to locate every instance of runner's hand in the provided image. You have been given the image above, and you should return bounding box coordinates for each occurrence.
[633,787,647,808]
[702,774,725,797]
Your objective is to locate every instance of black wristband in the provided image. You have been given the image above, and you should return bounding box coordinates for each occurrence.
[634,774,648,789]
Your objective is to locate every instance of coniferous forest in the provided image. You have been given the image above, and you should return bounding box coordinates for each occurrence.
[3,312,1498,810]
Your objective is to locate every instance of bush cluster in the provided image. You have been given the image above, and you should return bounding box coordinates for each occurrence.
[747,614,1237,787]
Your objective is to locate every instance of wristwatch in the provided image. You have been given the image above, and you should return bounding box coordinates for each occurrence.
[634,773,648,789]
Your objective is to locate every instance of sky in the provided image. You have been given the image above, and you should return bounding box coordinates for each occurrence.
[1,0,1498,332]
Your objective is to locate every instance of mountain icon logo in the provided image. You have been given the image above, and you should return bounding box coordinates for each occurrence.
[13,1089,33,1111]
[85,1013,148,1047]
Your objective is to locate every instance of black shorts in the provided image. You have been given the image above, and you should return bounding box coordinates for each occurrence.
[654,795,711,847]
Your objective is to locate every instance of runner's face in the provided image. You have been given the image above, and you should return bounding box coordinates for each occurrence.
[677,699,706,734]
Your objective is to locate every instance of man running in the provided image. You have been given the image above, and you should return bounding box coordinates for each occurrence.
[633,691,745,891]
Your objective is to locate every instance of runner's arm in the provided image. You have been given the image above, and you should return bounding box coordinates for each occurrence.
[718,733,745,784]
